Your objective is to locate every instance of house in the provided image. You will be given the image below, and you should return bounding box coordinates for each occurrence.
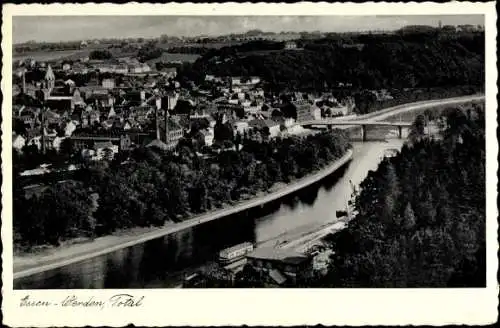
[70,133,131,152]
[13,134,26,152]
[107,107,116,119]
[101,119,114,130]
[62,120,77,136]
[81,106,101,127]
[64,79,76,87]
[102,78,115,89]
[249,76,261,85]
[285,41,298,50]
[311,104,322,120]
[13,84,21,96]
[250,88,265,98]
[51,136,65,151]
[87,93,114,108]
[233,121,250,135]
[162,119,184,150]
[199,128,214,147]
[45,88,85,112]
[17,107,38,128]
[272,116,295,129]
[248,119,280,138]
[293,100,314,123]
[28,130,62,152]
[142,64,151,73]
[72,63,89,74]
[146,139,169,151]
[92,62,117,73]
[246,248,313,286]
[93,141,119,161]
[205,75,223,83]
[128,63,151,74]
[162,67,177,79]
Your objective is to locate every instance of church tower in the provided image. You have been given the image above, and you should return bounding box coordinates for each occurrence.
[45,64,55,94]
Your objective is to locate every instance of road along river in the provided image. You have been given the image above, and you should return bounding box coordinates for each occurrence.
[13,95,483,289]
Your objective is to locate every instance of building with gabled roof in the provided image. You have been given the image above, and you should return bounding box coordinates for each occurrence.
[246,247,313,286]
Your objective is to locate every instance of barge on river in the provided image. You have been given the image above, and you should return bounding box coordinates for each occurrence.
[218,242,254,265]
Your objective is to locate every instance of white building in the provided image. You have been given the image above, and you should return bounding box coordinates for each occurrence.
[12,134,26,152]
[63,120,78,136]
[233,121,250,135]
[201,128,214,146]
[102,78,115,89]
[285,41,298,50]
[93,141,119,161]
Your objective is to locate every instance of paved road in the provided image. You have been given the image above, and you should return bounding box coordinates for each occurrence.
[354,94,484,121]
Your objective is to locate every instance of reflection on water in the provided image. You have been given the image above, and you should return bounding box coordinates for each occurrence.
[15,132,406,289]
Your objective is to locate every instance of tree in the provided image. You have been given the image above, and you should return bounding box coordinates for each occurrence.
[214,121,234,143]
[137,44,163,62]
[59,138,74,159]
[402,203,416,231]
[89,50,113,60]
[173,100,192,115]
[323,104,485,288]
[102,148,114,161]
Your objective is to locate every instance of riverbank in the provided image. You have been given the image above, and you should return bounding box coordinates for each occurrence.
[354,94,484,121]
[13,149,354,279]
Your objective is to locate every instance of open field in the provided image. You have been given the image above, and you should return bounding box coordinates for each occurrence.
[147,52,200,65]
[13,49,85,62]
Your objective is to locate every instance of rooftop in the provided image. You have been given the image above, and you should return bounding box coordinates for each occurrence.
[248,119,279,129]
[94,141,114,150]
[246,247,310,265]
[219,242,253,258]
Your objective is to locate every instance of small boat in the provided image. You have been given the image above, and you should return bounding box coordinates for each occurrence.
[218,242,254,265]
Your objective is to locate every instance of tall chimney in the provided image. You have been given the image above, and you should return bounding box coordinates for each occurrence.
[155,95,161,140]
[41,106,46,154]
[22,69,26,94]
[164,94,170,145]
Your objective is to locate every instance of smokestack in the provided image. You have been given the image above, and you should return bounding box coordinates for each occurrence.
[164,95,169,144]
[22,69,26,94]
[41,107,46,154]
[155,95,161,140]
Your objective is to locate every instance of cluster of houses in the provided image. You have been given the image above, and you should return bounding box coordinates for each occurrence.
[13,58,358,171]
[15,56,178,78]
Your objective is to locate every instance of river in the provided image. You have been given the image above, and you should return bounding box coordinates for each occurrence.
[14,125,408,289]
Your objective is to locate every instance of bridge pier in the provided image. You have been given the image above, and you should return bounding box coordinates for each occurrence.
[398,125,403,139]
[361,125,367,142]
[327,125,333,131]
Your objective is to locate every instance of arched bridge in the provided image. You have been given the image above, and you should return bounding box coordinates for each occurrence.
[300,119,413,141]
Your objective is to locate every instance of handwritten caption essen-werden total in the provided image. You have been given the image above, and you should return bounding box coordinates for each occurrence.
[20,294,144,310]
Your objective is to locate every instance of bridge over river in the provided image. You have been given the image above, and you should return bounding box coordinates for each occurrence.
[300,119,413,141]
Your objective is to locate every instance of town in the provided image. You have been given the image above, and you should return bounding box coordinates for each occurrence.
[13,46,358,174]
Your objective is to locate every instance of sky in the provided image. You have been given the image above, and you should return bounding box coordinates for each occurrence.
[13,15,484,43]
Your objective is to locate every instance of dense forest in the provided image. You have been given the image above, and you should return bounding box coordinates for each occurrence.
[184,31,484,92]
[321,104,486,287]
[13,130,350,251]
